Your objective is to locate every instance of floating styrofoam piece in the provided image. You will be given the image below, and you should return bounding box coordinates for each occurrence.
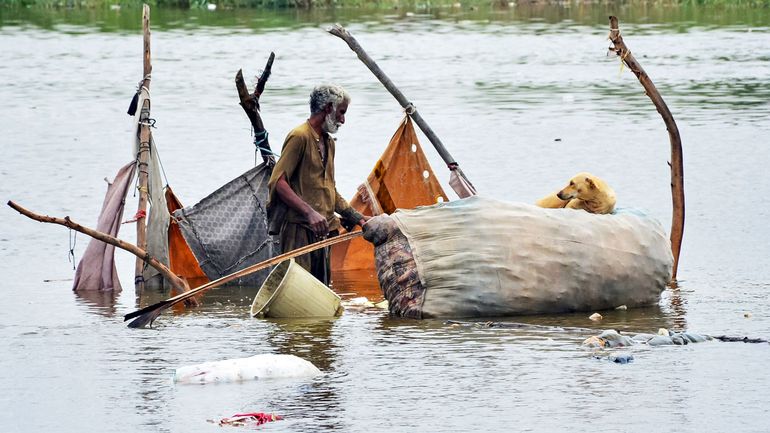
[343,297,374,307]
[174,354,321,384]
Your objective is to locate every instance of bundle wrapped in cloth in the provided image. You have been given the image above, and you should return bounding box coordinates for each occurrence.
[363,196,673,319]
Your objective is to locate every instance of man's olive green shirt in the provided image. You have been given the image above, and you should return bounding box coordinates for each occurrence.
[267,121,351,232]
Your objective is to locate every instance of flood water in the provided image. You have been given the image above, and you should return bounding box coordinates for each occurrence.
[1,3,769,432]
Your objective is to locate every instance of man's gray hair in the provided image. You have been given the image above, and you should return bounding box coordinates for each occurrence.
[309,84,350,115]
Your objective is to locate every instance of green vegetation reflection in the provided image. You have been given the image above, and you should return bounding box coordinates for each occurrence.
[2,1,769,32]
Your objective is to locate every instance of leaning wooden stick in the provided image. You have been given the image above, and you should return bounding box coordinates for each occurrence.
[327,24,476,197]
[608,16,685,282]
[123,230,364,328]
[7,200,190,295]
[141,4,151,90]
[135,4,153,290]
[236,52,276,165]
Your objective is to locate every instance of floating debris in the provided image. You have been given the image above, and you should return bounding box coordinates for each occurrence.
[174,354,320,384]
[608,353,634,364]
[582,335,606,348]
[373,299,389,309]
[589,313,603,321]
[341,296,389,311]
[343,296,374,308]
[214,412,282,427]
[583,329,714,349]
[712,335,769,344]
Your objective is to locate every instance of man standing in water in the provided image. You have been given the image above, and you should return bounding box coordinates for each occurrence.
[267,84,367,285]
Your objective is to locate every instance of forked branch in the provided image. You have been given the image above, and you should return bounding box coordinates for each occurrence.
[236,52,276,165]
[7,200,191,296]
[608,16,685,282]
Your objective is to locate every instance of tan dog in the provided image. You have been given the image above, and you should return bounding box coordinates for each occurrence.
[536,172,616,214]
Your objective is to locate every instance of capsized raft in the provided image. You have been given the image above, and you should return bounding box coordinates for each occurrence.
[363,195,673,319]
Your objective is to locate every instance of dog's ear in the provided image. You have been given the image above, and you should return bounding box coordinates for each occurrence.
[585,177,596,189]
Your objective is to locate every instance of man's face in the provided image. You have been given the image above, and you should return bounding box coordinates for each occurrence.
[322,100,348,134]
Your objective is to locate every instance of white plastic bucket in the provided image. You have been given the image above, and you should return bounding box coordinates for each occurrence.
[251,258,344,318]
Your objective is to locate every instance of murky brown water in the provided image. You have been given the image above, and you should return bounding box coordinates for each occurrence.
[1,4,769,433]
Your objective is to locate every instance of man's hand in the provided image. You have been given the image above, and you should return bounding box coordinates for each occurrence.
[276,174,329,237]
[305,208,329,237]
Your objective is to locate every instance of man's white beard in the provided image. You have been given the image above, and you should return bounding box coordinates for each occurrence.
[322,112,341,134]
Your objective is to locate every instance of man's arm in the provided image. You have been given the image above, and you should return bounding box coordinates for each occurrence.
[275,174,329,236]
[335,189,368,229]
[269,133,329,236]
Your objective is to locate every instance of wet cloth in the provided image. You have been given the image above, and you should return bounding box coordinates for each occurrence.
[173,164,276,287]
[123,86,171,289]
[267,121,354,234]
[72,161,136,292]
[140,132,170,288]
[165,187,208,284]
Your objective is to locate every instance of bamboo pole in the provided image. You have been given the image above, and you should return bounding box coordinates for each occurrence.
[134,4,153,290]
[608,16,685,282]
[142,4,151,85]
[235,52,276,165]
[123,231,364,328]
[327,24,476,196]
[7,200,190,295]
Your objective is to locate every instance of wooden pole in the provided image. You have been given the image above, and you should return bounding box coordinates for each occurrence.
[123,231,364,328]
[327,24,476,195]
[7,200,190,295]
[608,16,685,282]
[134,4,152,290]
[235,52,276,165]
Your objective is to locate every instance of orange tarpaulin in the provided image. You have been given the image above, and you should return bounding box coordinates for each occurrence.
[331,116,448,273]
[165,186,209,288]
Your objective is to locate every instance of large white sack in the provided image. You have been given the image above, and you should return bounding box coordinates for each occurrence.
[174,354,321,384]
[387,196,673,318]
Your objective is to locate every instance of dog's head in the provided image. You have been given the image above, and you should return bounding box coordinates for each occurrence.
[556,172,600,201]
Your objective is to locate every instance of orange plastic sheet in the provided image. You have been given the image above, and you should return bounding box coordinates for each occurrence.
[165,186,209,289]
[331,116,448,274]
